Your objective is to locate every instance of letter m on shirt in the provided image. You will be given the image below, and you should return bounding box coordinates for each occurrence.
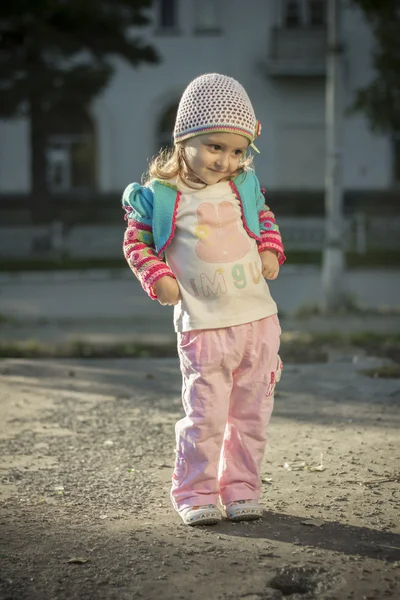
[200,269,227,297]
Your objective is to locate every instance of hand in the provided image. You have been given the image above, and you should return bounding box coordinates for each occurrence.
[153,276,182,306]
[260,250,280,280]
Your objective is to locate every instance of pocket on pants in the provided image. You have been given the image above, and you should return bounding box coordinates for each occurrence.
[266,355,283,397]
[271,313,282,337]
[178,329,222,370]
[275,354,283,382]
[178,330,198,350]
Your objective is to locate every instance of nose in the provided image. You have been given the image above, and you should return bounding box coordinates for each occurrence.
[215,152,229,170]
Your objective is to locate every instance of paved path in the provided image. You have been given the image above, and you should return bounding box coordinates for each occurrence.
[0,268,399,344]
[0,355,399,599]
[0,267,399,321]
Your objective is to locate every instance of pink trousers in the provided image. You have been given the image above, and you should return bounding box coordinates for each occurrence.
[171,314,282,511]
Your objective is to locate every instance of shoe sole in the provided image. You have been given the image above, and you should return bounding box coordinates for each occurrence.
[186,516,221,526]
[225,502,264,521]
[180,507,222,526]
[227,511,263,522]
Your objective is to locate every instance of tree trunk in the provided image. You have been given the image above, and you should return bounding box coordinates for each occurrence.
[29,86,51,224]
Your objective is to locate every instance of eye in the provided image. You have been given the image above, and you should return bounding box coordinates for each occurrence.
[234,149,244,156]
[209,144,221,151]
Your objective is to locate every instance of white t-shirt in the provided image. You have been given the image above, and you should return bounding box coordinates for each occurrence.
[164,180,278,332]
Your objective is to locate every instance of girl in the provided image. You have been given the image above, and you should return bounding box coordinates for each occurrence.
[122,73,285,526]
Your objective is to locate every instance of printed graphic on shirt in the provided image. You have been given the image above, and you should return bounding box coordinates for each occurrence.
[195,201,250,263]
[189,260,262,298]
[164,183,277,332]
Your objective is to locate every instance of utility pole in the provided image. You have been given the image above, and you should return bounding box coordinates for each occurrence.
[321,0,346,313]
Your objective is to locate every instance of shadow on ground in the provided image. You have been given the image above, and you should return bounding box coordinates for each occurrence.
[1,507,399,600]
[217,511,400,561]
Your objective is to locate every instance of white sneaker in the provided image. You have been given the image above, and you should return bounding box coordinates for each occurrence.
[225,499,264,521]
[179,504,222,526]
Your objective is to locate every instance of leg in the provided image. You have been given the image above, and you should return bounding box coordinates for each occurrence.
[171,328,236,512]
[218,315,282,506]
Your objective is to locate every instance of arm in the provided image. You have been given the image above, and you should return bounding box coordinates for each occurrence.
[122,183,176,300]
[256,186,286,266]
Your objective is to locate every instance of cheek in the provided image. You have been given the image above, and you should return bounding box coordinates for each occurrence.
[188,147,202,163]
[184,147,195,163]
[184,149,200,171]
[194,150,210,169]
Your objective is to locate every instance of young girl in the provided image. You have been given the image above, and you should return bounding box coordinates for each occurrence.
[122,73,285,526]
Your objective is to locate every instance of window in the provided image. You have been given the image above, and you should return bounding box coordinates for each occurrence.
[282,0,326,28]
[45,108,96,194]
[158,0,178,30]
[47,135,96,193]
[308,0,325,26]
[157,103,178,150]
[47,143,70,193]
[284,0,302,28]
[195,0,220,34]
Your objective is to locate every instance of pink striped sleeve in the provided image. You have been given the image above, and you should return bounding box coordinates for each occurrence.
[123,219,176,299]
[258,206,286,265]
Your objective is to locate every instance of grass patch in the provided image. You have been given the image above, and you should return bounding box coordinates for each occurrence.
[348,332,400,364]
[1,250,400,272]
[0,339,178,359]
[1,331,399,365]
[360,364,400,379]
[0,314,17,326]
[279,331,400,365]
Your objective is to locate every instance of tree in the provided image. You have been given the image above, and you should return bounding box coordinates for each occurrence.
[0,0,159,222]
[351,0,400,133]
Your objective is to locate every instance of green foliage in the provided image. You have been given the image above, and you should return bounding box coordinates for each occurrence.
[350,0,400,132]
[0,1,159,221]
[0,0,158,118]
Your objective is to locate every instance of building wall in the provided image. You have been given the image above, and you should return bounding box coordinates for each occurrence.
[341,3,392,189]
[0,0,393,197]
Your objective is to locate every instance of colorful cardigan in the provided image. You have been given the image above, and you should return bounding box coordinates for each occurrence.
[122,170,286,300]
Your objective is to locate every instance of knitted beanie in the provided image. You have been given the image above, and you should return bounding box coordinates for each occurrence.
[173,73,261,145]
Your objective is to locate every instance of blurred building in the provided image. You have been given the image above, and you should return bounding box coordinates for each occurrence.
[0,0,397,213]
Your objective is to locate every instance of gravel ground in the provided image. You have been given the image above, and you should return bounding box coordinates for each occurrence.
[0,355,399,600]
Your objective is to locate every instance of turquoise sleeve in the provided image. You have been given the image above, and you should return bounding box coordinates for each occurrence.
[122,183,154,227]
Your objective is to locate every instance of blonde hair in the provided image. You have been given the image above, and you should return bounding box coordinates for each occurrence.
[142,142,254,187]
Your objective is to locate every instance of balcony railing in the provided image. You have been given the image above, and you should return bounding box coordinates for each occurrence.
[266,27,327,77]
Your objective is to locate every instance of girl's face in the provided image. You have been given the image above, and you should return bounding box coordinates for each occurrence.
[182,132,249,185]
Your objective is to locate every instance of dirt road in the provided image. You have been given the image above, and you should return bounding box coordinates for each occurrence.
[0,356,399,600]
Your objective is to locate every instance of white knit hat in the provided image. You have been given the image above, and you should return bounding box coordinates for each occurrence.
[173,73,261,145]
